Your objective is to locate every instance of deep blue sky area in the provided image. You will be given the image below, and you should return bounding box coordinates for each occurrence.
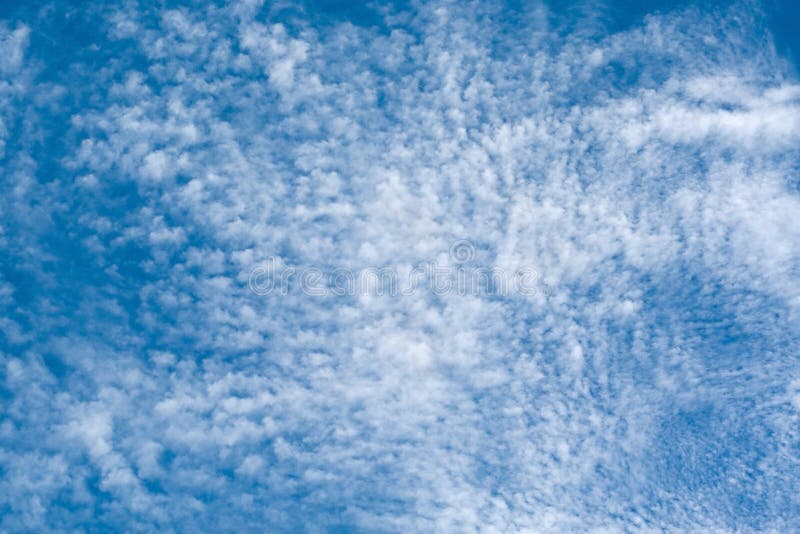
[766,0,800,72]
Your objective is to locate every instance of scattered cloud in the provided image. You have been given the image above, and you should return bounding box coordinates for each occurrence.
[1,0,799,531]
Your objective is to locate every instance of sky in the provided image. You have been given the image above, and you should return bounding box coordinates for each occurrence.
[1,0,800,531]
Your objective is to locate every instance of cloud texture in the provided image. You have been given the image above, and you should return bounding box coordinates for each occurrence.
[1,0,800,531]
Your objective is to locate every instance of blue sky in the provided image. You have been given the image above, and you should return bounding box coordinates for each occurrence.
[2,0,800,531]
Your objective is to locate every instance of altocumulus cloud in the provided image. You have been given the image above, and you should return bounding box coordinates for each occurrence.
[1,0,800,531]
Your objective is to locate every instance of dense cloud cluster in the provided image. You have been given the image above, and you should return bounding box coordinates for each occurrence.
[1,0,800,531]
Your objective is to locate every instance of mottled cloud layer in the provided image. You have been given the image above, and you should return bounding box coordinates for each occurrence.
[2,0,800,531]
